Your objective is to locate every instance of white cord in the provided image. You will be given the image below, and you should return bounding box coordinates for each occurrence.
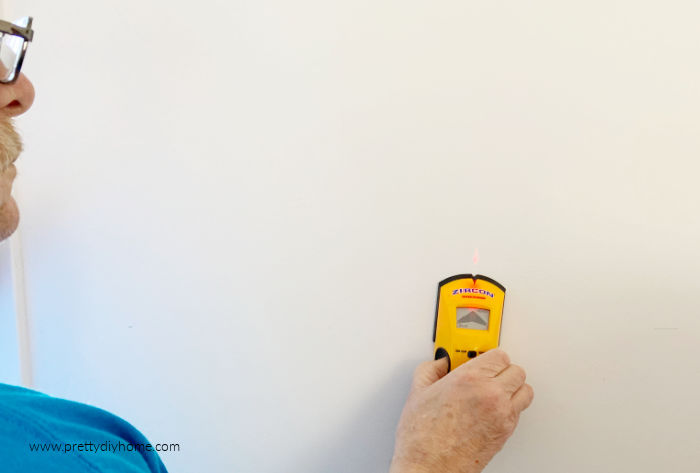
[10,227,32,388]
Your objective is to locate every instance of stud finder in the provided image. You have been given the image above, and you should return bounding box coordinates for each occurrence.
[432,274,506,372]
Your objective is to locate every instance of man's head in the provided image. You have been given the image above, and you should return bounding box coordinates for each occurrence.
[0,17,35,240]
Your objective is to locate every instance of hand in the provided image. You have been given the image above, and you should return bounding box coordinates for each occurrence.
[389,349,534,473]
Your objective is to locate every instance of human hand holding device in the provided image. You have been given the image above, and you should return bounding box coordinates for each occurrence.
[389,349,533,473]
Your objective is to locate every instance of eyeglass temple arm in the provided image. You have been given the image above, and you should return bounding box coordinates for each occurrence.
[0,18,33,41]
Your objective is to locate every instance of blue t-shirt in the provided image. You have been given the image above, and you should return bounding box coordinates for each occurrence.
[0,383,168,472]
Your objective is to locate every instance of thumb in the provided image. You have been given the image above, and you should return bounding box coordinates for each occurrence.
[411,357,449,391]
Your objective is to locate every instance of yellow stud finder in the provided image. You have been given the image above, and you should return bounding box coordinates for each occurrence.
[432,274,506,372]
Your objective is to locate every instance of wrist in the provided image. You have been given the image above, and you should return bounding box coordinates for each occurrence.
[389,454,484,473]
[389,459,432,473]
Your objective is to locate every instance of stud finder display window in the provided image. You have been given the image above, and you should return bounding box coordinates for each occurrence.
[456,307,490,330]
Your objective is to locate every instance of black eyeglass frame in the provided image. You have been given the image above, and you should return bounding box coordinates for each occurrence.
[0,16,34,84]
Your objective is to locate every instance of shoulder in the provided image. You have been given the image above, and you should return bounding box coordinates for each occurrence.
[0,383,168,473]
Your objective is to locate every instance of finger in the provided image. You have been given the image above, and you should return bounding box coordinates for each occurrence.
[458,348,511,378]
[511,383,534,412]
[411,357,449,390]
[494,364,527,395]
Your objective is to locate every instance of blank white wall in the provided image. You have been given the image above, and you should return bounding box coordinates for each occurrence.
[7,0,700,472]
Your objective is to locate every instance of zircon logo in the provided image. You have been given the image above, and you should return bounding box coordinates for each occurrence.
[452,288,495,298]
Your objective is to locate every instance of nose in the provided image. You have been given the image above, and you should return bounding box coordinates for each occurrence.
[0,73,34,117]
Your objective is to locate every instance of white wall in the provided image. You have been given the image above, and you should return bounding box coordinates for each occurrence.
[6,0,700,472]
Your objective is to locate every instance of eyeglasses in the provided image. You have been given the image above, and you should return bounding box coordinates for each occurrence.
[0,16,33,84]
